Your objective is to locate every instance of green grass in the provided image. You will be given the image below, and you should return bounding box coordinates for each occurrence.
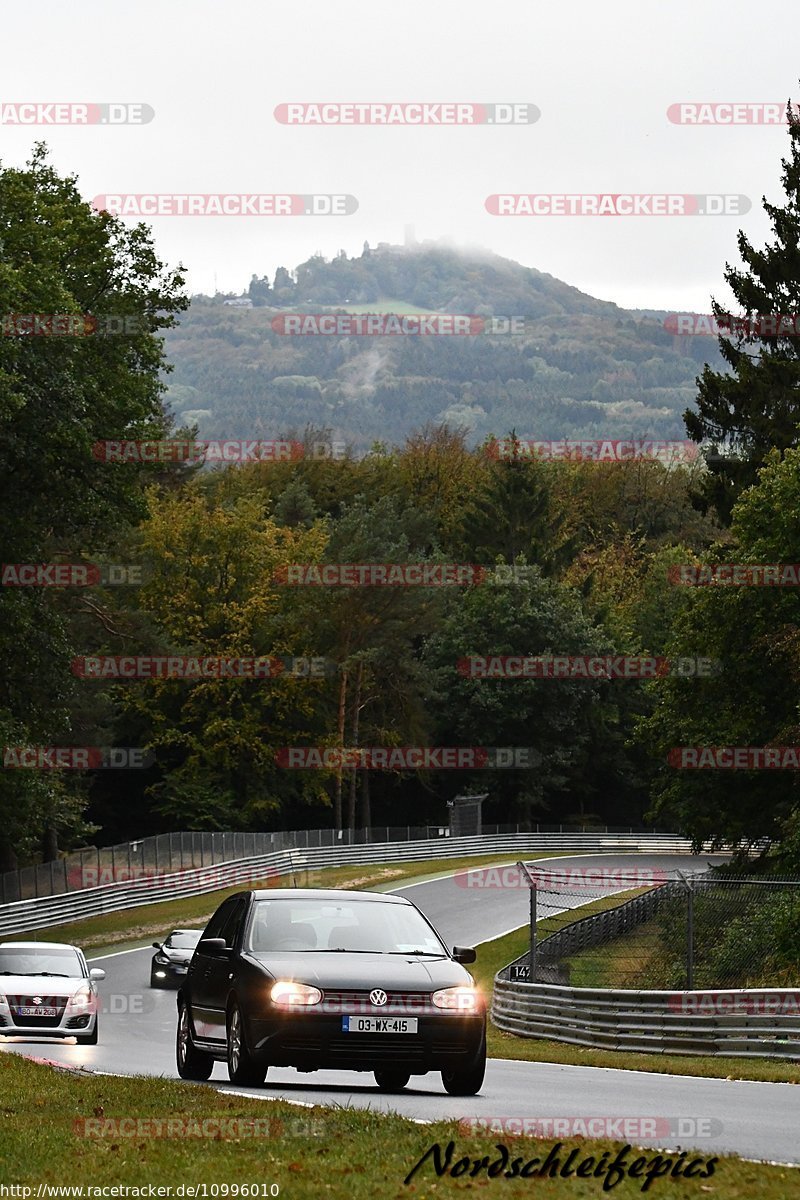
[2,1055,796,1196]
[472,912,800,1084]
[565,921,665,989]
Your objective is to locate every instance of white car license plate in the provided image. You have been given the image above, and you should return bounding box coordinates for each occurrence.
[342,1016,417,1034]
[18,1006,58,1018]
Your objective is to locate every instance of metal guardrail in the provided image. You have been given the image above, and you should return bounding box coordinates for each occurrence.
[491,978,800,1059]
[0,831,698,936]
[0,823,670,903]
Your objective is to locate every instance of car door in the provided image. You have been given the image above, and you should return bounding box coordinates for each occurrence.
[196,896,249,1043]
[188,898,238,1041]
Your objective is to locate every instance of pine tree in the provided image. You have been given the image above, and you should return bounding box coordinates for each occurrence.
[685,103,800,523]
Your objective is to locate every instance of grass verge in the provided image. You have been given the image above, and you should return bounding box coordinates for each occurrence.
[1,1054,795,1196]
[565,920,664,989]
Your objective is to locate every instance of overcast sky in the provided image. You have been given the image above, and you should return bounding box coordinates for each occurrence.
[1,1,796,311]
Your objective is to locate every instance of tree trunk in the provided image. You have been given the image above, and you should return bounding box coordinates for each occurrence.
[41,825,59,863]
[334,667,348,832]
[348,660,364,833]
[361,768,371,833]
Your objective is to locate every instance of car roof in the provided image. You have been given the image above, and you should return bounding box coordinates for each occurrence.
[167,928,202,935]
[0,941,81,949]
[250,888,410,904]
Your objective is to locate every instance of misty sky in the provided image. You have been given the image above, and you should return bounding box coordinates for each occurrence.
[1,1,796,311]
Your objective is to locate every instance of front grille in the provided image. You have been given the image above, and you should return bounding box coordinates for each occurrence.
[327,1033,429,1063]
[282,1032,473,1064]
[321,990,434,1014]
[10,1012,64,1028]
[10,996,66,1028]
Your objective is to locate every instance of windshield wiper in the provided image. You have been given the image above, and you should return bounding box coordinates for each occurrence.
[387,950,446,957]
[29,971,72,977]
[293,948,382,954]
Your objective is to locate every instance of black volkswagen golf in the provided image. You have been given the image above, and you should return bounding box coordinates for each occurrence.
[176,888,486,1094]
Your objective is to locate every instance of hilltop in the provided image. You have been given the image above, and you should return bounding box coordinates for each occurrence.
[163,242,723,449]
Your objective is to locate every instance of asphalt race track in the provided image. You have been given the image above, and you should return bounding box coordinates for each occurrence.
[2,853,799,1166]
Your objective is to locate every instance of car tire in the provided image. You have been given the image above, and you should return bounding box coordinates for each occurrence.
[76,1018,99,1046]
[227,1002,267,1086]
[176,1003,213,1080]
[441,1032,487,1096]
[374,1069,410,1092]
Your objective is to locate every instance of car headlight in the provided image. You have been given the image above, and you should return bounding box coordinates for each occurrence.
[67,985,93,1013]
[154,955,169,965]
[270,981,322,1007]
[431,986,481,1013]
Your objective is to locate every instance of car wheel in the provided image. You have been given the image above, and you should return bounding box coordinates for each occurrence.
[76,1018,98,1046]
[227,1002,267,1086]
[374,1069,410,1092]
[176,1003,213,1080]
[441,1033,487,1096]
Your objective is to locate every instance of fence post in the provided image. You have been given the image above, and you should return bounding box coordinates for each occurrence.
[517,861,537,981]
[677,870,694,989]
[686,881,695,989]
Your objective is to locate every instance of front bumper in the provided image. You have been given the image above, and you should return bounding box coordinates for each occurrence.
[152,960,190,985]
[247,1010,485,1073]
[0,1009,96,1038]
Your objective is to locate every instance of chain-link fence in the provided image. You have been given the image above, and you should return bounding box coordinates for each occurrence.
[509,868,800,991]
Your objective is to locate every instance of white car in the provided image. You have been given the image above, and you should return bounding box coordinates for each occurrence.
[0,941,105,1044]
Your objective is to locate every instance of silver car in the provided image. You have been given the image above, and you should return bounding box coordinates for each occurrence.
[0,941,105,1044]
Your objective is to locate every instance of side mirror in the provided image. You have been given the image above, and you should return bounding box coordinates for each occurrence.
[152,942,162,950]
[200,937,230,956]
[452,945,476,964]
[89,967,106,981]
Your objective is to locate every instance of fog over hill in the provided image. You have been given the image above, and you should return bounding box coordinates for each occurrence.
[163,241,724,450]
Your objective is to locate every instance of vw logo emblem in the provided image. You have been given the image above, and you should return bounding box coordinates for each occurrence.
[32,997,43,1005]
[369,988,388,1006]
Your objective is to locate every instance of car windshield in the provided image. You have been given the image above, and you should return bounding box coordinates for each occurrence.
[245,899,447,955]
[0,947,84,977]
[165,932,202,949]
